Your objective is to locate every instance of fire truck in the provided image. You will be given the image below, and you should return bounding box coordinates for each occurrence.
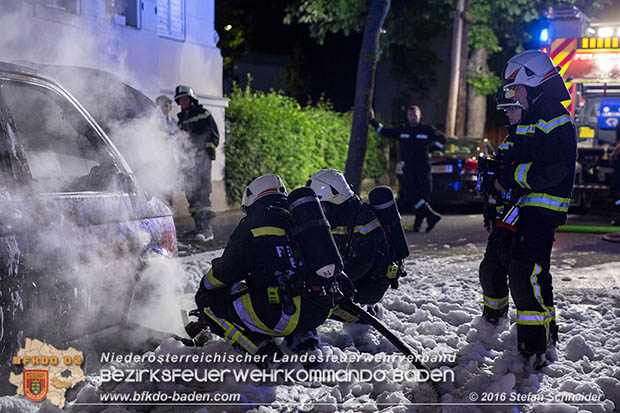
[542,6,619,209]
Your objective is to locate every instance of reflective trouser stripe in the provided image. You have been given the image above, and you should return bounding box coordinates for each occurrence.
[516,311,550,325]
[526,263,552,340]
[483,294,509,310]
[414,199,426,209]
[203,307,258,354]
[203,268,226,290]
[189,206,215,214]
[233,293,301,336]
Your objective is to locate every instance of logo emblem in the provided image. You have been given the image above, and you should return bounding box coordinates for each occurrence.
[24,370,48,402]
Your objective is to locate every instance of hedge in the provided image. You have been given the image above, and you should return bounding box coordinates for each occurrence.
[224,84,389,204]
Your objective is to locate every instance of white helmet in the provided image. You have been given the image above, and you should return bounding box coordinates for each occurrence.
[241,174,288,210]
[503,50,559,90]
[306,169,355,205]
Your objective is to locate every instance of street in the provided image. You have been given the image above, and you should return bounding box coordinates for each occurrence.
[170,209,620,412]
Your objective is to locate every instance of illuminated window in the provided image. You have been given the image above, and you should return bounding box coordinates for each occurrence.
[43,0,80,14]
[157,0,185,41]
[108,0,141,29]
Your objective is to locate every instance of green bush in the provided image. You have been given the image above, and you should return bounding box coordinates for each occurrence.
[224,84,389,204]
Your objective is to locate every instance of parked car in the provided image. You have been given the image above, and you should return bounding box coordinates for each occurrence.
[429,137,496,206]
[0,61,177,381]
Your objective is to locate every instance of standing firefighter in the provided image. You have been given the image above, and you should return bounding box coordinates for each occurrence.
[478,92,523,325]
[175,85,219,242]
[494,50,576,369]
[369,106,446,232]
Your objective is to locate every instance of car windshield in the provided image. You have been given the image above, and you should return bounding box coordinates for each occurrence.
[439,139,487,156]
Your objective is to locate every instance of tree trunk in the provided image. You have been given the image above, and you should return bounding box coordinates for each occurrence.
[456,0,470,137]
[466,47,489,138]
[344,0,390,193]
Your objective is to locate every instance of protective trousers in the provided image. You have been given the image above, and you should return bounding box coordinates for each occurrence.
[509,210,558,355]
[195,282,269,356]
[479,227,512,319]
[185,154,215,231]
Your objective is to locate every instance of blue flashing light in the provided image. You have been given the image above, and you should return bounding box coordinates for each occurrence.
[540,28,549,44]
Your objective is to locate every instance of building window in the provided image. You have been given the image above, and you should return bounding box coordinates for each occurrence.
[157,0,185,41]
[107,0,141,29]
[42,0,81,14]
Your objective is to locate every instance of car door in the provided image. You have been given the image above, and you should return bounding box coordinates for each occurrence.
[0,87,31,383]
[0,72,174,347]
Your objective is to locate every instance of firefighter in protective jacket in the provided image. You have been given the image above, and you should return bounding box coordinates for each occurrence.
[369,106,446,232]
[175,85,219,242]
[307,169,395,320]
[193,175,334,358]
[494,50,576,369]
[479,92,523,325]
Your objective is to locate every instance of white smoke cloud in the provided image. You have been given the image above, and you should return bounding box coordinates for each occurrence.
[0,0,196,371]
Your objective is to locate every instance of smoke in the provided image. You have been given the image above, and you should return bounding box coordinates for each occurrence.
[0,0,199,366]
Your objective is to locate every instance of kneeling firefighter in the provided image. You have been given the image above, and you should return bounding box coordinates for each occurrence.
[305,169,410,323]
[189,174,350,359]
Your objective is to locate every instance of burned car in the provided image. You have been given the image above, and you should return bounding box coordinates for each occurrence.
[0,61,177,381]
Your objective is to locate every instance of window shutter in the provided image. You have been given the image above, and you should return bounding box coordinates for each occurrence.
[157,0,185,41]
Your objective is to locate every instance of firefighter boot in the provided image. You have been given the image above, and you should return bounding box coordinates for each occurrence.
[412,211,424,232]
[423,204,442,232]
[482,305,508,325]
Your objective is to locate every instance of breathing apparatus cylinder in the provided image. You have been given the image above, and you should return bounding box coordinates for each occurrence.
[287,187,343,281]
[368,186,410,261]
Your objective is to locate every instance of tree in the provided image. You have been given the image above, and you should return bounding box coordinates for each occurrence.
[285,0,452,91]
[465,0,612,137]
[285,0,452,190]
[344,0,390,192]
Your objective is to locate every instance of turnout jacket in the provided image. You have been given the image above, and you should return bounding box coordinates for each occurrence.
[329,198,390,283]
[177,104,220,160]
[370,119,447,172]
[201,204,330,336]
[503,95,577,221]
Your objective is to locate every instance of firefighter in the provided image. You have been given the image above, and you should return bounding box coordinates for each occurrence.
[478,92,523,326]
[495,50,577,369]
[306,169,395,320]
[193,175,336,359]
[175,85,219,242]
[369,105,446,232]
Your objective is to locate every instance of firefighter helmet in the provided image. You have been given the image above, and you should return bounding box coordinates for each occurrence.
[174,85,198,103]
[241,174,288,211]
[306,169,355,205]
[503,50,559,90]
